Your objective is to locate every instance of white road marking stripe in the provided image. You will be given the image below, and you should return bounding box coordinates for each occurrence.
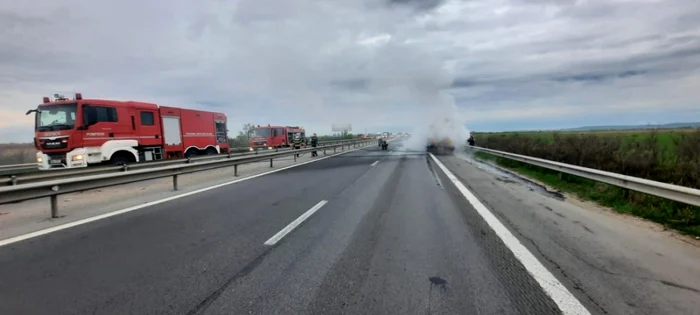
[0,148,364,247]
[370,160,379,167]
[264,200,328,246]
[428,153,591,315]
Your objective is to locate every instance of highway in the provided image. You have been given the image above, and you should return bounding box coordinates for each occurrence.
[1,140,699,315]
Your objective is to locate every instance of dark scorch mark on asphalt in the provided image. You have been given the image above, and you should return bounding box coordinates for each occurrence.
[185,250,271,315]
[425,157,444,190]
[660,280,700,293]
[429,276,448,290]
[464,154,566,201]
[496,177,518,184]
[538,204,554,212]
[427,276,448,315]
[573,220,595,234]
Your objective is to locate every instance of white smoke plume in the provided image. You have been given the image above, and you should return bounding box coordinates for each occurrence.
[170,0,474,141]
[363,41,472,152]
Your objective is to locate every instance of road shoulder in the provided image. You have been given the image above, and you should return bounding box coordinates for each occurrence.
[439,153,700,315]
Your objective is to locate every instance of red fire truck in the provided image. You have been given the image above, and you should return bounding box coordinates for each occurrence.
[248,125,306,151]
[26,93,230,170]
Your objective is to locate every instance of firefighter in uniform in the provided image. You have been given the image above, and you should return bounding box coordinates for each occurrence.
[468,135,476,146]
[310,133,318,157]
[293,133,302,157]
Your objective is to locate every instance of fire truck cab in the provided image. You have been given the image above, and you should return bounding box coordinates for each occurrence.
[27,93,230,170]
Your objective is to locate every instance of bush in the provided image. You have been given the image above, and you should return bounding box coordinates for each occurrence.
[474,129,700,189]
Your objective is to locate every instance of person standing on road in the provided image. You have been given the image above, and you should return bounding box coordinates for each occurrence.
[468,135,476,146]
[293,133,302,157]
[310,133,319,157]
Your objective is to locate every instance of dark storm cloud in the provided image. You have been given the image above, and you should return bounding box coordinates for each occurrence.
[551,70,647,83]
[385,0,449,11]
[329,79,371,91]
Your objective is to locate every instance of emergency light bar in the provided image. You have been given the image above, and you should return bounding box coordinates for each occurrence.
[44,92,82,102]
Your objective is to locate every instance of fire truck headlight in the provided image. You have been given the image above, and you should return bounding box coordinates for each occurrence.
[268,146,273,150]
[36,157,43,163]
[72,154,84,161]
[249,147,254,151]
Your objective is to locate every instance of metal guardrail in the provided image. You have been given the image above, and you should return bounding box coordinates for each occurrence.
[0,163,35,170]
[470,146,700,207]
[0,139,374,218]
[0,138,363,186]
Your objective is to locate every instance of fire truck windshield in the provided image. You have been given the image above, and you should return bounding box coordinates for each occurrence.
[35,103,78,131]
[250,128,270,137]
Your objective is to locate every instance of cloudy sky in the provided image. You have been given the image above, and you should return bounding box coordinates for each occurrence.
[1,0,699,142]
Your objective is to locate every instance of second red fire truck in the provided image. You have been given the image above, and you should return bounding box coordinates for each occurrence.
[248,125,306,151]
[26,93,230,170]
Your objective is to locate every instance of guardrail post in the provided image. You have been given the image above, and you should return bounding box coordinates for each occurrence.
[11,175,17,186]
[234,164,238,176]
[270,158,274,168]
[173,175,178,190]
[50,195,58,218]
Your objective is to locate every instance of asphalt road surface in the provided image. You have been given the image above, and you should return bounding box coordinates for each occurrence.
[0,141,697,314]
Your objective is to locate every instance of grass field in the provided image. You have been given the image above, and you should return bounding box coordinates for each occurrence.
[473,128,700,187]
[472,128,700,236]
[475,128,696,153]
[0,144,36,165]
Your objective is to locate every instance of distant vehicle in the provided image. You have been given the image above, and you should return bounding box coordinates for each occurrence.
[26,93,230,170]
[380,138,388,150]
[468,135,475,146]
[248,125,306,151]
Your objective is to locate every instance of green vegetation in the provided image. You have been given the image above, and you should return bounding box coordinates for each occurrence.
[472,128,700,236]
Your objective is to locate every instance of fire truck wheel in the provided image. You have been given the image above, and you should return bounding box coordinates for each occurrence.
[205,147,218,155]
[110,154,132,165]
[185,149,199,158]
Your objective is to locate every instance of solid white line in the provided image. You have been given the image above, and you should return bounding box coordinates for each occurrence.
[263,200,328,246]
[370,160,379,167]
[0,148,365,248]
[428,153,591,315]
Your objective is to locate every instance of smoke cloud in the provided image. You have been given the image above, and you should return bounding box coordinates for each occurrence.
[182,0,473,144]
[351,40,472,151]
